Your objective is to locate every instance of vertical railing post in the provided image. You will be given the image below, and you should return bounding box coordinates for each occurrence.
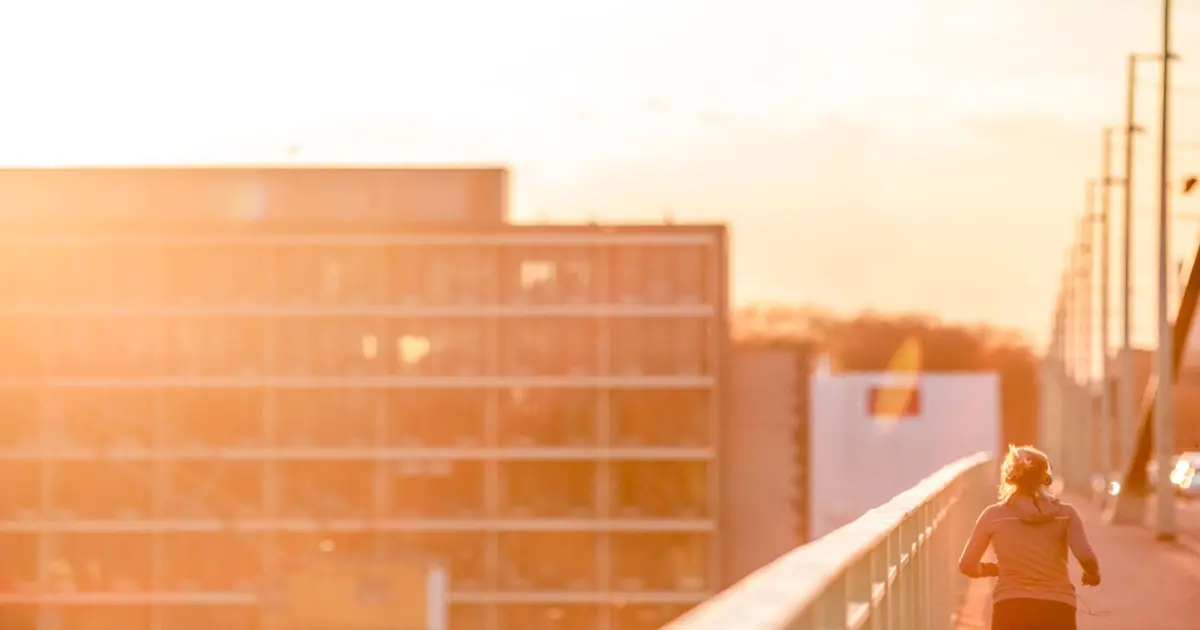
[847,551,871,629]
[901,515,916,630]
[885,523,900,630]
[912,511,923,630]
[820,573,848,630]
[893,521,906,630]
[935,491,951,630]
[921,501,931,628]
[927,499,941,630]
[868,544,887,630]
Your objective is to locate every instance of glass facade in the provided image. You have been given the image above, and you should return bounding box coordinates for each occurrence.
[0,227,725,630]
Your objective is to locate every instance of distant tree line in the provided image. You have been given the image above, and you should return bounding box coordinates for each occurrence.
[734,304,1039,447]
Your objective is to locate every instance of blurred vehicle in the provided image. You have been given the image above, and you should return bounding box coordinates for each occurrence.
[1147,452,1200,499]
[1171,452,1200,499]
[1091,473,1121,499]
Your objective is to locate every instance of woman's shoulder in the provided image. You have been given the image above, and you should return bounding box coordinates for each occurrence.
[978,501,1011,520]
[1055,500,1082,517]
[986,496,1081,518]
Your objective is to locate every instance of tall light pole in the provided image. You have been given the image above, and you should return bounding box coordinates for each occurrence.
[1063,253,1077,485]
[1079,191,1096,488]
[1154,0,1176,541]
[1120,53,1159,473]
[1099,130,1115,482]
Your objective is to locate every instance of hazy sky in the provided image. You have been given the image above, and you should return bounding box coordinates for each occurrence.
[4,0,1200,345]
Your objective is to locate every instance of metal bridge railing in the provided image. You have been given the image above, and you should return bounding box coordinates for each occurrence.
[666,452,995,630]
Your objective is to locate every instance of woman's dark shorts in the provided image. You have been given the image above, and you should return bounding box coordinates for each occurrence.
[992,598,1077,630]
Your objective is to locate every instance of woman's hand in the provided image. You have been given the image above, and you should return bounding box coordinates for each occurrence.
[1081,571,1101,586]
[980,562,999,577]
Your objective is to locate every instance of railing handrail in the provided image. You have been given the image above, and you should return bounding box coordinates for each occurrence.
[667,451,993,629]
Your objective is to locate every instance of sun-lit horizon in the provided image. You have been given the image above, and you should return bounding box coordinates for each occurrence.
[8,0,1200,346]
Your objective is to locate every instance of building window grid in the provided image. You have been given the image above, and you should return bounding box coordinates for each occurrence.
[1,238,721,630]
[0,240,713,310]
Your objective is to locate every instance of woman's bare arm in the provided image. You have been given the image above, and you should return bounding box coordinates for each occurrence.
[957,507,994,578]
[1065,504,1101,580]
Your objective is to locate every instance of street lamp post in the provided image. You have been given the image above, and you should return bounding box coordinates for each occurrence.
[1099,129,1114,483]
[1079,190,1096,489]
[1154,0,1176,541]
[1120,52,1161,475]
[1064,253,1078,486]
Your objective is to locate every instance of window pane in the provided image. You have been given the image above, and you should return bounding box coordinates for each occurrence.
[0,391,38,451]
[498,605,600,630]
[498,389,596,447]
[499,462,595,518]
[612,533,709,592]
[50,318,161,378]
[168,245,267,305]
[0,533,38,588]
[385,319,485,377]
[610,246,647,303]
[444,245,492,305]
[384,246,423,305]
[611,390,710,446]
[501,247,596,305]
[611,319,709,376]
[59,533,152,593]
[0,244,52,306]
[386,246,495,306]
[500,320,595,376]
[612,604,692,630]
[60,606,152,630]
[165,461,263,519]
[387,390,485,447]
[674,246,709,304]
[0,463,39,520]
[49,245,102,306]
[384,532,486,591]
[0,317,42,378]
[276,389,377,447]
[164,390,265,449]
[612,462,709,519]
[277,461,375,519]
[610,245,709,305]
[52,462,153,519]
[165,533,263,591]
[275,318,381,377]
[49,391,156,451]
[108,245,168,305]
[498,533,597,591]
[389,460,484,518]
[159,605,258,630]
[277,245,383,305]
[450,605,487,630]
[274,531,375,566]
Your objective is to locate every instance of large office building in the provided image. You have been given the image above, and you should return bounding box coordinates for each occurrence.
[0,166,728,630]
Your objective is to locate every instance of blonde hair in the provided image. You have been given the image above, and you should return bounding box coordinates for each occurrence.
[999,445,1052,502]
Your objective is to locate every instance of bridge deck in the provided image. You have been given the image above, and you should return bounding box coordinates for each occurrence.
[955,495,1200,630]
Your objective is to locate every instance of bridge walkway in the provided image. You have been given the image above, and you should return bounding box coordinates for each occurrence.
[668,455,1200,630]
[956,494,1200,630]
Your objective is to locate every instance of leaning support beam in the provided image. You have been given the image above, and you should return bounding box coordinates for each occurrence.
[1108,239,1200,523]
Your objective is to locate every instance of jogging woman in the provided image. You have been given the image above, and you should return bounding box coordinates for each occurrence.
[958,445,1101,630]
